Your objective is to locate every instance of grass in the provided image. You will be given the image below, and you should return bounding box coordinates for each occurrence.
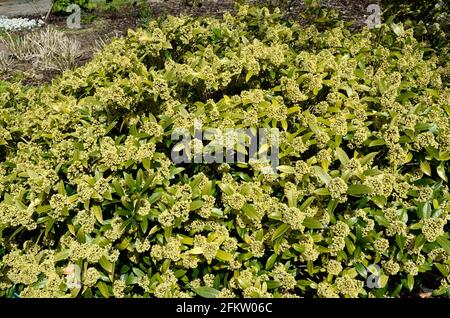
[1,27,81,72]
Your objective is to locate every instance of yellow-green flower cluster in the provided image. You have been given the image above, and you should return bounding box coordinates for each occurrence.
[282,207,305,231]
[335,276,364,298]
[327,178,348,200]
[422,218,446,242]
[326,260,343,276]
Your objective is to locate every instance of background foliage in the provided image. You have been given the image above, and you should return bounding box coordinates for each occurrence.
[382,0,449,53]
[52,0,92,13]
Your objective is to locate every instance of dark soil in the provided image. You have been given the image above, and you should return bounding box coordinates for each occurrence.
[147,0,377,26]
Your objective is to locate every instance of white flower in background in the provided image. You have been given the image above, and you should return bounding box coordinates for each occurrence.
[0,16,45,31]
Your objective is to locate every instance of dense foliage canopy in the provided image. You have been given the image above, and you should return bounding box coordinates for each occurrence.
[0,5,449,298]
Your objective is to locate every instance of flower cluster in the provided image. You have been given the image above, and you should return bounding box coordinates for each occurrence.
[0,17,44,31]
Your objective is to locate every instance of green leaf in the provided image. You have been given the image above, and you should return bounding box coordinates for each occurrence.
[125,274,138,285]
[347,184,373,195]
[36,205,52,213]
[97,281,110,298]
[371,195,387,208]
[327,199,338,214]
[272,223,290,241]
[111,180,125,197]
[245,71,253,82]
[278,165,295,174]
[438,152,450,161]
[142,157,151,170]
[391,283,403,297]
[218,183,234,196]
[102,191,113,201]
[303,217,323,229]
[313,166,331,185]
[212,27,221,39]
[91,205,103,224]
[287,106,300,114]
[335,147,349,165]
[189,200,203,211]
[299,197,315,211]
[344,237,355,255]
[148,192,162,204]
[406,275,414,291]
[76,228,85,243]
[307,261,314,275]
[54,249,70,262]
[286,185,298,207]
[265,253,278,270]
[420,160,431,176]
[409,222,422,230]
[368,139,385,147]
[194,287,220,298]
[45,218,55,236]
[314,188,330,196]
[415,123,435,132]
[414,234,426,248]
[359,152,379,166]
[132,267,146,278]
[215,250,232,262]
[379,274,389,289]
[140,217,148,233]
[435,263,449,277]
[242,203,259,220]
[99,256,114,273]
[124,173,136,189]
[188,247,203,255]
[391,23,403,36]
[396,235,406,250]
[266,280,282,289]
[436,164,448,182]
[421,203,432,219]
[354,263,367,278]
[104,121,118,135]
[436,235,450,253]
